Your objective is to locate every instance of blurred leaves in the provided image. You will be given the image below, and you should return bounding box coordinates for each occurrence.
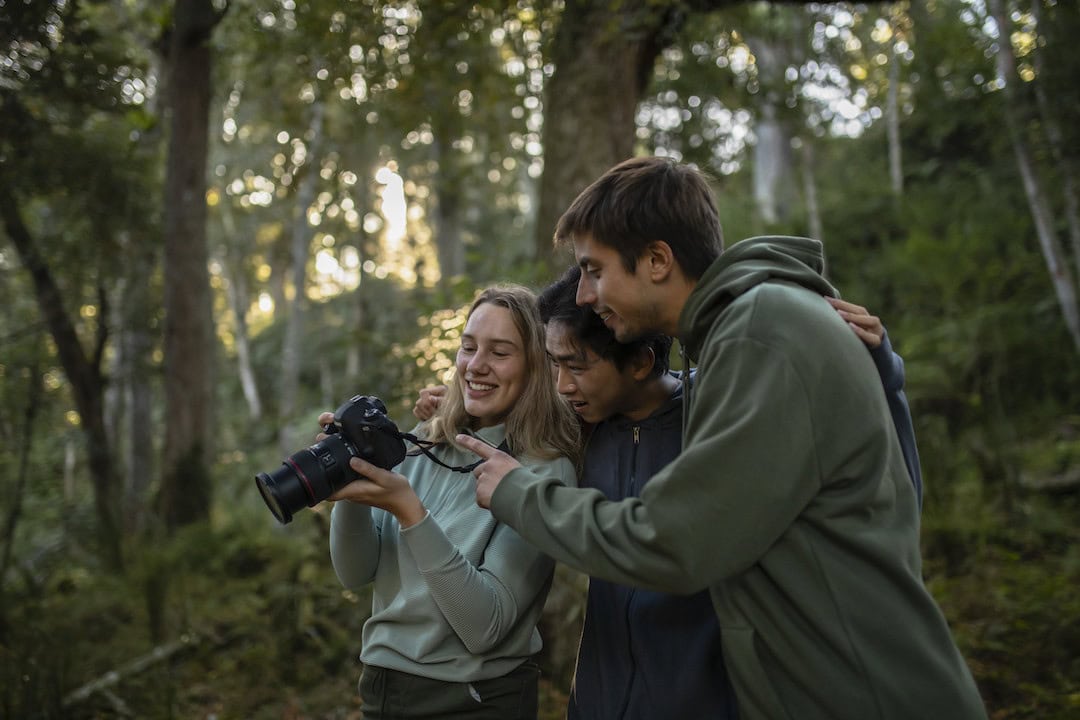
[2,0,1080,717]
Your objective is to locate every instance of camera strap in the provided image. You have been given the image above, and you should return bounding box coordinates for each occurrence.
[398,432,510,473]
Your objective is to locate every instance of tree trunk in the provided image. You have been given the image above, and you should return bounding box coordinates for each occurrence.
[219,203,263,421]
[799,139,823,241]
[0,189,124,571]
[748,34,796,229]
[0,353,42,587]
[279,99,325,454]
[533,0,670,268]
[346,176,373,388]
[432,138,466,287]
[119,229,157,535]
[1029,0,1080,283]
[989,0,1080,352]
[159,0,220,530]
[887,28,903,198]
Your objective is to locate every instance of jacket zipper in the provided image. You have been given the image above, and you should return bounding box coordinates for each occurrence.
[619,425,642,720]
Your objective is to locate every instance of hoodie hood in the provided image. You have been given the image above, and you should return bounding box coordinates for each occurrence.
[678,236,837,361]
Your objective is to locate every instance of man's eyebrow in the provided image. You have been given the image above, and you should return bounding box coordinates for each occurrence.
[577,255,592,268]
[547,348,589,364]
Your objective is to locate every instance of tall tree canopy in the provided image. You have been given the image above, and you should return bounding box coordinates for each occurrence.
[1,1,1078,717]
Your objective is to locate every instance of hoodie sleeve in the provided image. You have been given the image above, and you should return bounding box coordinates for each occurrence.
[868,330,924,507]
[491,336,819,594]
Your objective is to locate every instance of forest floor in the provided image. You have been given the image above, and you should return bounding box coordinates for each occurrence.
[3,494,1078,720]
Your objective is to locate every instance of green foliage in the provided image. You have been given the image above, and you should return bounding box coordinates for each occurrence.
[0,517,373,719]
[922,496,1080,719]
[4,1,1080,717]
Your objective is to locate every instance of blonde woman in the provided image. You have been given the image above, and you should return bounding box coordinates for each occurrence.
[323,285,579,719]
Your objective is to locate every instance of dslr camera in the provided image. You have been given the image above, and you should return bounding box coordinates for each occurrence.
[255,395,407,524]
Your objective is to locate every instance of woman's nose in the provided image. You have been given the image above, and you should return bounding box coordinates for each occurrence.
[467,351,489,372]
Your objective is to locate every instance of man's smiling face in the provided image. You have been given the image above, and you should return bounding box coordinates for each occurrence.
[573,232,664,343]
[545,320,641,425]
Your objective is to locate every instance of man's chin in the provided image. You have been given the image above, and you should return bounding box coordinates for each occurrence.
[613,325,643,343]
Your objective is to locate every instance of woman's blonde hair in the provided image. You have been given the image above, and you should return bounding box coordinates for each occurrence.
[424,284,580,464]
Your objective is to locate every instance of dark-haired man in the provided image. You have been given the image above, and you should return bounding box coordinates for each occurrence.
[457,156,987,720]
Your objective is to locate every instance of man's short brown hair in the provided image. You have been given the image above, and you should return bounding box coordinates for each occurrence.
[553,156,724,279]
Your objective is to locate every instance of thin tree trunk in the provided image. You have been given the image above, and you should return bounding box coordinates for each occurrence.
[279,99,325,454]
[219,203,263,420]
[160,0,222,529]
[989,0,1080,352]
[227,264,263,421]
[887,28,903,198]
[748,32,796,229]
[753,104,787,227]
[346,178,372,387]
[800,139,823,241]
[0,189,124,571]
[0,354,42,587]
[119,229,157,535]
[431,138,466,287]
[1029,0,1080,282]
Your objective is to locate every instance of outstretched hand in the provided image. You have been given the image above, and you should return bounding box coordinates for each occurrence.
[828,297,884,349]
[455,433,522,508]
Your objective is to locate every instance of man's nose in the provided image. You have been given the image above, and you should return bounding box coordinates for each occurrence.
[576,276,596,307]
[556,367,576,395]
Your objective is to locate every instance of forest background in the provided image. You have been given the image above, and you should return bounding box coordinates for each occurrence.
[2,0,1079,718]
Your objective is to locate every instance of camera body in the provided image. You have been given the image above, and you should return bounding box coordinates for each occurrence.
[255,395,407,524]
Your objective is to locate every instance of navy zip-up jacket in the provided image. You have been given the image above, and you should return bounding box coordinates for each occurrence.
[568,380,739,720]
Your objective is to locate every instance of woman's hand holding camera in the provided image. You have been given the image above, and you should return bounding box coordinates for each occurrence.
[318,412,428,528]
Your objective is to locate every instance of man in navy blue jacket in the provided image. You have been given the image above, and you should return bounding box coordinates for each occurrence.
[537,266,736,719]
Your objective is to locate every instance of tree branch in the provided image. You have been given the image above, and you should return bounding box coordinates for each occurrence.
[61,634,202,708]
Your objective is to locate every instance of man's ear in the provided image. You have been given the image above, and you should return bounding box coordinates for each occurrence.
[630,346,657,381]
[644,241,675,282]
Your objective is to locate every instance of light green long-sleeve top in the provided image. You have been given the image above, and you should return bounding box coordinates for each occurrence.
[330,422,576,682]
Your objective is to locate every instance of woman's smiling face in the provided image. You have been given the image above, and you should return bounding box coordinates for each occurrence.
[456,302,527,428]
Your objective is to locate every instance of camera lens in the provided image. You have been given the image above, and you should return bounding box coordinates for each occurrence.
[255,471,285,524]
[254,435,356,524]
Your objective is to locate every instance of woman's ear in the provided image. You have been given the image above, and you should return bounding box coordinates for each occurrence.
[644,241,675,282]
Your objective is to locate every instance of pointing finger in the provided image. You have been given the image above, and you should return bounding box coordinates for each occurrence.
[456,433,495,459]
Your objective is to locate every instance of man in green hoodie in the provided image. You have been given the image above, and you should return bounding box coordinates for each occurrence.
[456,156,988,720]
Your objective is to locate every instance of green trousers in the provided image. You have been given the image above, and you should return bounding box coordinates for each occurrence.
[358,661,540,719]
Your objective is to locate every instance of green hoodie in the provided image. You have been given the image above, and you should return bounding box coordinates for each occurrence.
[492,236,987,720]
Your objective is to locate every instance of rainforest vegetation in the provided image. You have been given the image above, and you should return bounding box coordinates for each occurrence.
[1,1,1079,718]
